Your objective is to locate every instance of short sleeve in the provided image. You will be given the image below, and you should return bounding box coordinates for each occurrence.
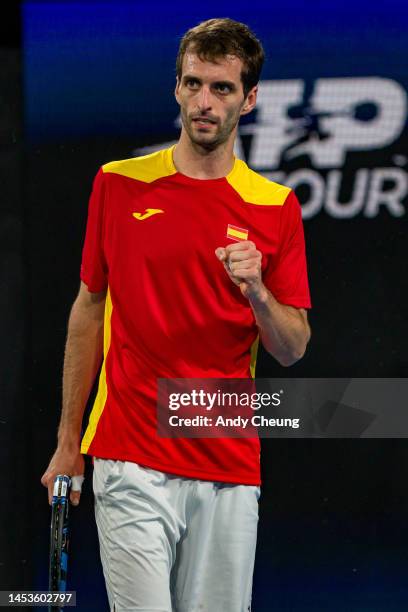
[80,167,108,292]
[263,190,311,309]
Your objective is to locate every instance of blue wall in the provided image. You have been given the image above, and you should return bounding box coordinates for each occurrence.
[23,0,408,142]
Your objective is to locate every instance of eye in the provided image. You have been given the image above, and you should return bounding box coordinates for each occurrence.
[185,78,200,89]
[215,83,232,94]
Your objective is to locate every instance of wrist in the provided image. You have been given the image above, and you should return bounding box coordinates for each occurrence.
[57,430,81,450]
[247,284,269,307]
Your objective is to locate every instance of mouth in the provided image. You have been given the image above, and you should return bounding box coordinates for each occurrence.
[191,117,217,128]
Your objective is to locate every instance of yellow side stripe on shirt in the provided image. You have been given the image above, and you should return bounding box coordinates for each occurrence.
[80,287,113,454]
[250,335,260,379]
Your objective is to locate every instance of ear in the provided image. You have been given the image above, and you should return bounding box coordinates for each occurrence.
[240,85,258,117]
[174,76,181,105]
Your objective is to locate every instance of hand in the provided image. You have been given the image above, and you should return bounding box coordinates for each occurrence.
[215,240,268,301]
[41,446,85,506]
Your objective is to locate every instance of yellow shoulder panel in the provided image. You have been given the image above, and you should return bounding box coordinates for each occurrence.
[102,146,177,183]
[227,158,291,206]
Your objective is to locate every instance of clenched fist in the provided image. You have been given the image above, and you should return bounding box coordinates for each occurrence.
[215,240,267,301]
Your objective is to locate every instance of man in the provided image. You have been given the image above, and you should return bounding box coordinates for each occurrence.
[42,17,311,612]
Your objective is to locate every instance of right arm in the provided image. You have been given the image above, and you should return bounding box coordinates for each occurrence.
[41,281,106,505]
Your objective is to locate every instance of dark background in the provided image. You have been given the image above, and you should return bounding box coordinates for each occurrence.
[1,1,408,610]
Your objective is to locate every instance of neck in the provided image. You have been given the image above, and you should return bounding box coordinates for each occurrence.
[172,129,236,179]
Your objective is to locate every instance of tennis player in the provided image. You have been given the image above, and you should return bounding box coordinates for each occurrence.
[42,18,311,611]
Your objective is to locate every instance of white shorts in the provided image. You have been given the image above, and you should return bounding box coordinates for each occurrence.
[93,458,260,612]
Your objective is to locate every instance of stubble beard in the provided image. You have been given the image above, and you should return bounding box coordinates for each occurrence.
[181,106,242,152]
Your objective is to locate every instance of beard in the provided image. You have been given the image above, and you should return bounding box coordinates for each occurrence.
[181,105,242,151]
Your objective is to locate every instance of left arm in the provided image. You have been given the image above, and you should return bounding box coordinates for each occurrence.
[247,288,310,366]
[215,240,311,367]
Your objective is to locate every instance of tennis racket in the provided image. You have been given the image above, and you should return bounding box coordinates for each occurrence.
[48,474,71,610]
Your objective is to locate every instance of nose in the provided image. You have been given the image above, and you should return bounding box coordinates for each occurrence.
[197,84,212,111]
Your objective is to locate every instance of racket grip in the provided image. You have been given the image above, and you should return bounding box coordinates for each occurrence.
[52,475,71,501]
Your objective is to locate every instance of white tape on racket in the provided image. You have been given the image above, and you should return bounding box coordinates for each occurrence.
[71,475,85,492]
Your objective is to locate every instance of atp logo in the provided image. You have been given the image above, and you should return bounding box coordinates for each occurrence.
[247,77,406,169]
[245,77,408,219]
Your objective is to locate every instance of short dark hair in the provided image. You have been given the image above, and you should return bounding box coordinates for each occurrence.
[176,18,265,97]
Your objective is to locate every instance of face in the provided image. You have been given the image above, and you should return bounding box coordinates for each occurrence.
[175,51,257,150]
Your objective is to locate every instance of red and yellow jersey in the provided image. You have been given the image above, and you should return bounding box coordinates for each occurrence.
[79,146,311,485]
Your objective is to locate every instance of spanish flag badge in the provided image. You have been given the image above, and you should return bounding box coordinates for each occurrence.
[226,224,249,242]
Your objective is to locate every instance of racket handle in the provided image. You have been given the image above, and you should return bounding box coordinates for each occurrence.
[49,475,71,609]
[52,475,71,501]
